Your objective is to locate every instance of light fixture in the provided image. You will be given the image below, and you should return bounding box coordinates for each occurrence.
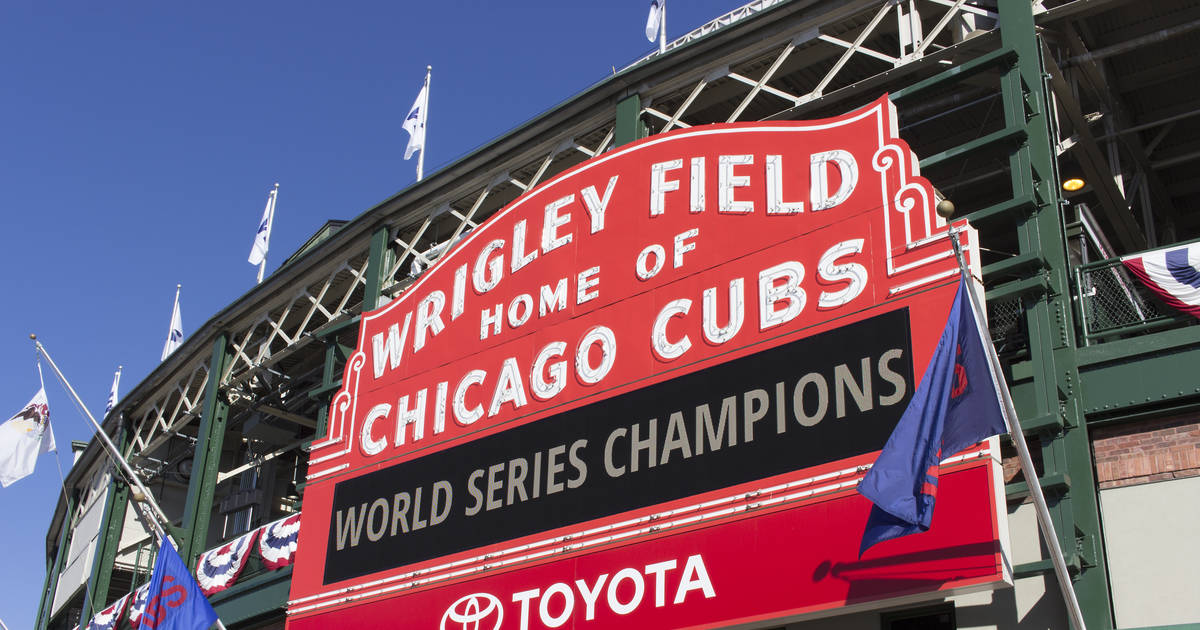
[1062,177,1086,192]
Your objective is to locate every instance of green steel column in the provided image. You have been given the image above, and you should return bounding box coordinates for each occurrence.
[81,425,131,619]
[180,333,233,565]
[362,225,392,312]
[614,93,646,147]
[314,340,337,438]
[36,490,78,630]
[998,3,1113,628]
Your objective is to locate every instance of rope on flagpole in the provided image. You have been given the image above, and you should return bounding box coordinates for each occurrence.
[937,200,1088,630]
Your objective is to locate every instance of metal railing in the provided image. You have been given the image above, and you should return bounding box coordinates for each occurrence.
[1075,256,1189,344]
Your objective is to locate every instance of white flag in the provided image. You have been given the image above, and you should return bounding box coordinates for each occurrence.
[645,0,665,42]
[403,83,428,160]
[105,367,122,416]
[248,191,275,266]
[162,296,183,360]
[0,388,56,487]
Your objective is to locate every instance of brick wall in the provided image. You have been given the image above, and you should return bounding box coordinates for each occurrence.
[1091,415,1200,489]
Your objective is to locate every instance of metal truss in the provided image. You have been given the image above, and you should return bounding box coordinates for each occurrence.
[640,0,997,129]
[125,253,370,463]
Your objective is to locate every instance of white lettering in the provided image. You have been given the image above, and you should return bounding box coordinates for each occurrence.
[650,159,682,216]
[718,154,753,213]
[811,150,857,211]
[542,195,574,253]
[359,403,390,456]
[652,299,692,361]
[580,175,618,233]
[758,261,806,330]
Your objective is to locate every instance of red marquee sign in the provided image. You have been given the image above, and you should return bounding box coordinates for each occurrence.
[286,96,1009,628]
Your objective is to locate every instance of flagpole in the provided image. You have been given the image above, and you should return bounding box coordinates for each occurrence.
[939,203,1088,630]
[417,65,431,182]
[659,1,667,54]
[256,184,279,285]
[32,337,230,630]
[33,337,173,540]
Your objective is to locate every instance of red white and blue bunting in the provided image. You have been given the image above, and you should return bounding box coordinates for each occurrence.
[1122,243,1200,318]
[195,528,261,596]
[84,592,129,630]
[127,583,150,630]
[258,513,301,570]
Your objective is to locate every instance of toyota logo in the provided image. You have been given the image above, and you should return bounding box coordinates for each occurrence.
[440,592,503,630]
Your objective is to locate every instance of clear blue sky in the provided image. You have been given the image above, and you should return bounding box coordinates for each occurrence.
[0,2,739,627]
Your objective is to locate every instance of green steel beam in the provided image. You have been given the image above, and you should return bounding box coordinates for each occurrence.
[35,490,77,630]
[1005,472,1071,499]
[1013,554,1081,579]
[210,566,293,625]
[997,2,1113,627]
[1020,412,1066,435]
[1078,324,1200,415]
[986,274,1050,303]
[918,124,1027,171]
[982,252,1046,281]
[181,333,233,565]
[964,193,1037,228]
[310,315,360,438]
[614,93,646,147]
[362,226,391,312]
[891,47,1016,103]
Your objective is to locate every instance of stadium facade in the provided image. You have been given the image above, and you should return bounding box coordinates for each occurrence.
[36,1,1200,629]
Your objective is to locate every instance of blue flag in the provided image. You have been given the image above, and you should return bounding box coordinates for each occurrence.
[140,535,219,630]
[856,278,1007,555]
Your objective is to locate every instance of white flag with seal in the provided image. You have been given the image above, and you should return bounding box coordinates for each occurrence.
[0,388,56,487]
[403,83,428,160]
[645,0,665,42]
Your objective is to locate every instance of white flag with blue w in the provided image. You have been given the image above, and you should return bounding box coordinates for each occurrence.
[105,367,122,416]
[248,187,277,267]
[402,82,428,161]
[645,0,665,42]
[161,286,183,361]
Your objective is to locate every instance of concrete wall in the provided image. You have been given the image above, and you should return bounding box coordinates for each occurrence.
[51,468,110,615]
[1101,475,1200,627]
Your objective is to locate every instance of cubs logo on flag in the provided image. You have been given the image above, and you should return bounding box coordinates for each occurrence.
[856,277,1007,555]
[84,592,130,630]
[195,528,260,596]
[1121,242,1200,318]
[143,535,219,630]
[258,513,301,570]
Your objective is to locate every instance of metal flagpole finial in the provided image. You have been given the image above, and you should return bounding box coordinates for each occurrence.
[29,333,37,341]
